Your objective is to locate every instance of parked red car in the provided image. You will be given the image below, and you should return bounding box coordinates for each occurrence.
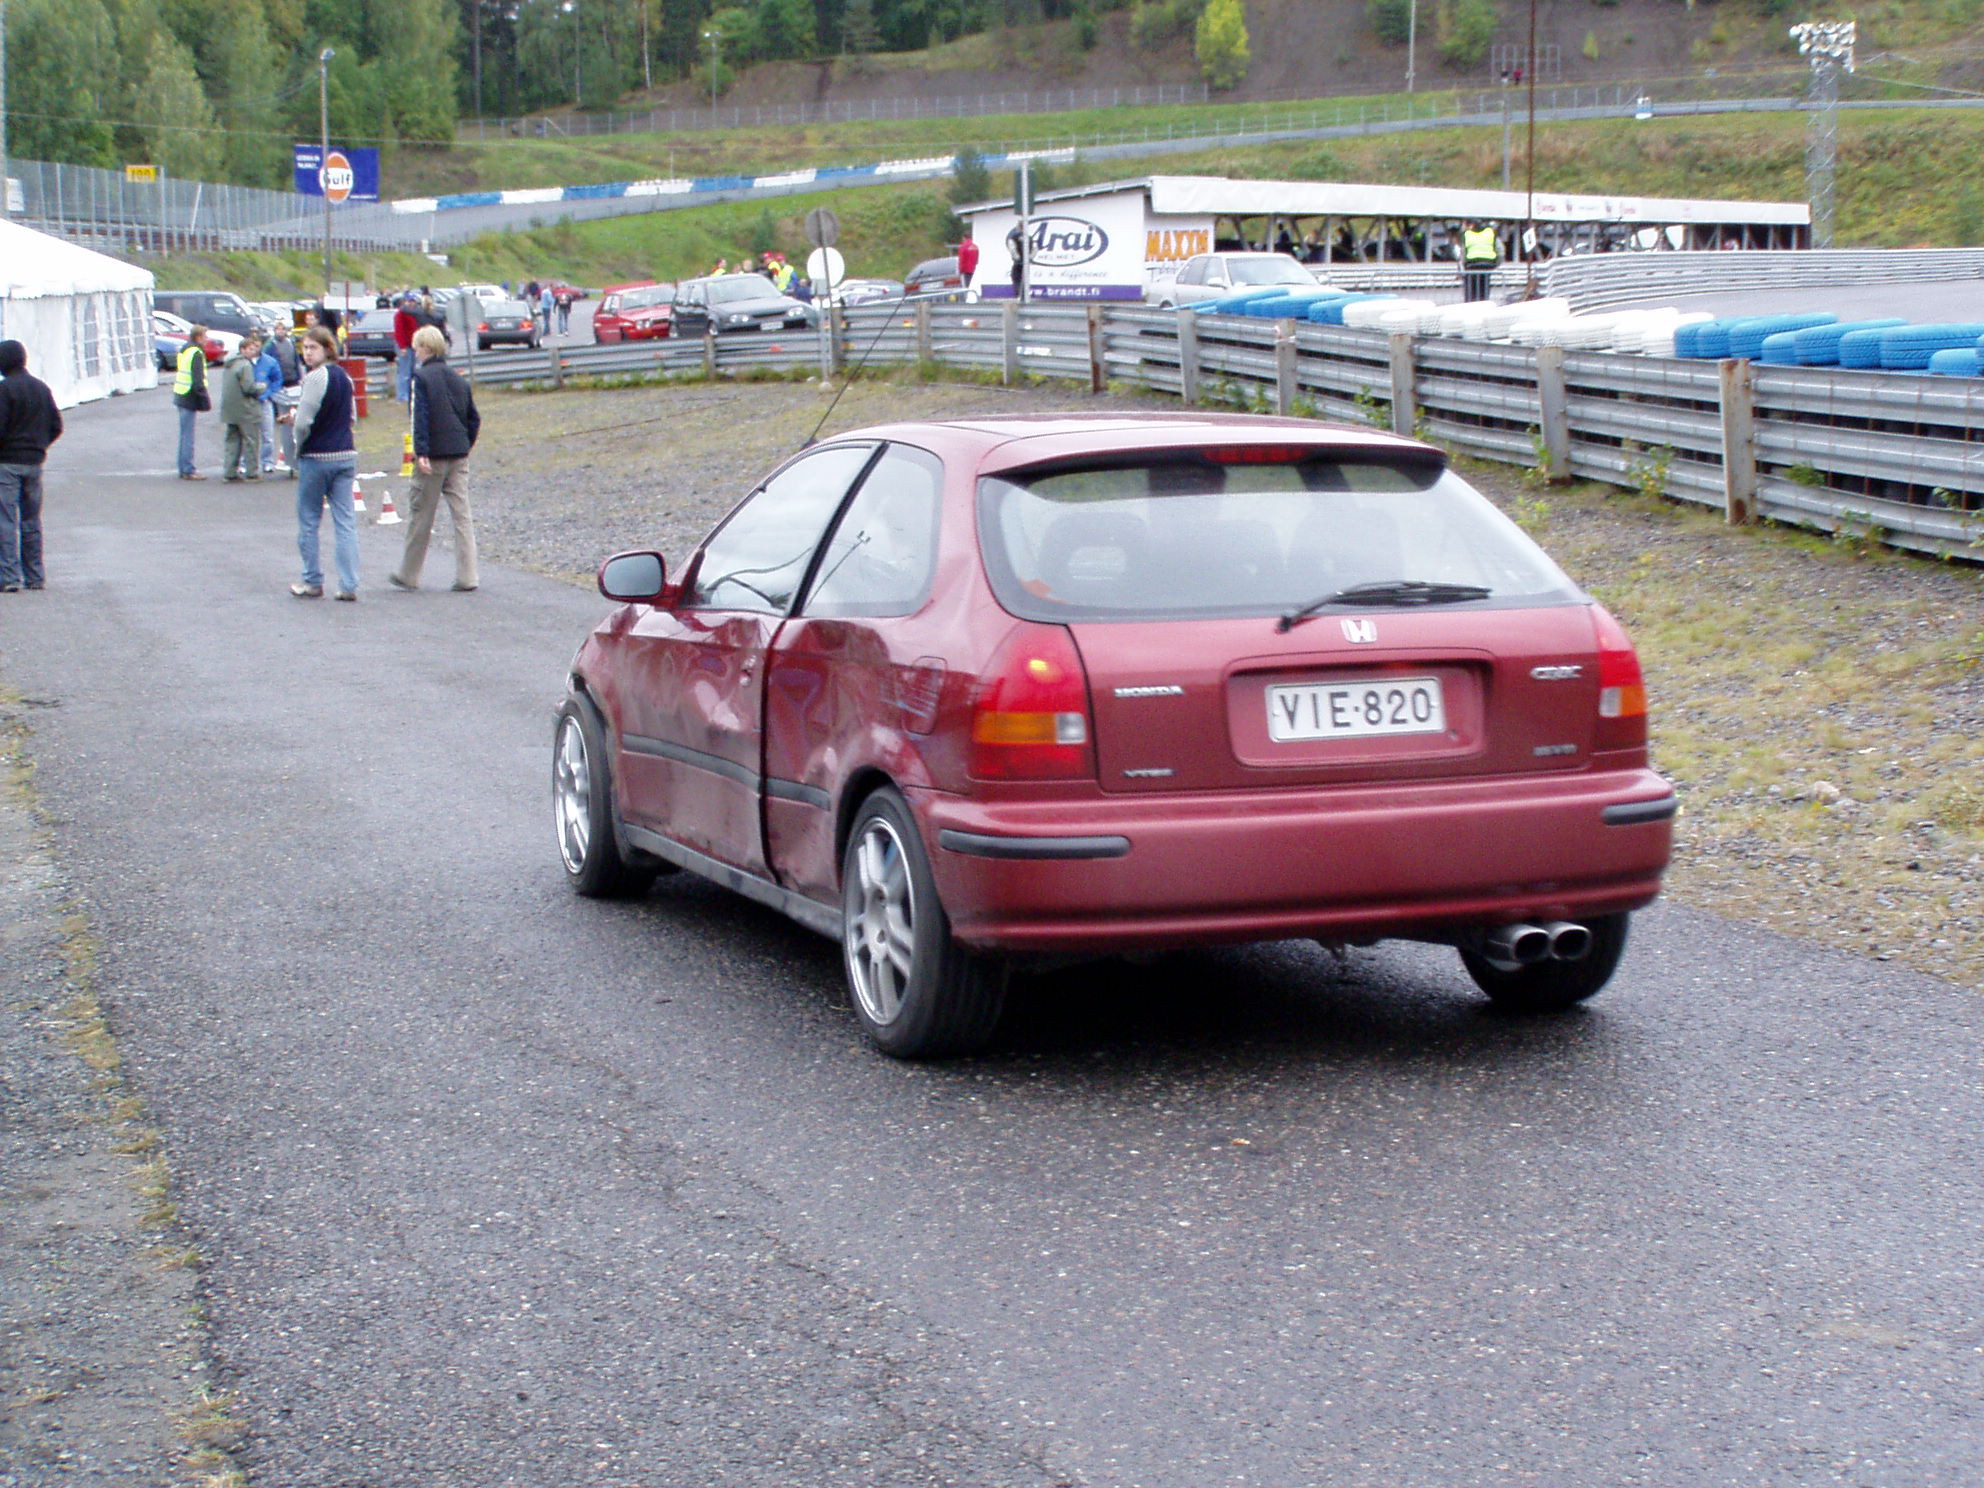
[591,282,674,343]
[554,414,1674,1057]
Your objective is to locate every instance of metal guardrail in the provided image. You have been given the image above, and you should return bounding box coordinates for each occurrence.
[482,301,1984,561]
[1539,248,1984,311]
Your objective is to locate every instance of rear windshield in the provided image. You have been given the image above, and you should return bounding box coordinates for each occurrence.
[976,455,1580,621]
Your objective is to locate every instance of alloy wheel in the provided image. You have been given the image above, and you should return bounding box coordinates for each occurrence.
[847,816,917,1027]
[553,717,592,874]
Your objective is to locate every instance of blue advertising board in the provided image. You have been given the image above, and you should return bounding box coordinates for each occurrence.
[293,144,380,202]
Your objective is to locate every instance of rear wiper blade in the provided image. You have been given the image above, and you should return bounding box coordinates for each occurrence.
[1276,580,1493,633]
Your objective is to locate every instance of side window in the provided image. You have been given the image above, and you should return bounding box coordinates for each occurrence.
[1179,260,1204,286]
[684,444,876,612]
[1207,264,1229,287]
[804,445,943,619]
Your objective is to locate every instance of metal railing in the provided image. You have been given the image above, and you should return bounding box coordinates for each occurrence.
[5,158,432,254]
[469,302,1984,561]
[1537,248,1984,311]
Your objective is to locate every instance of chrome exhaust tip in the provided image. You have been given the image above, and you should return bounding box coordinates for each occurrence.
[1482,923,1552,970]
[1543,921,1593,961]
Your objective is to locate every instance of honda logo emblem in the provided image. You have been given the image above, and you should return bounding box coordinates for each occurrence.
[1340,618,1377,644]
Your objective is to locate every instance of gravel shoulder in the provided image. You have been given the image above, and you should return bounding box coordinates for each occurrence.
[0,699,212,1487]
[364,370,1984,994]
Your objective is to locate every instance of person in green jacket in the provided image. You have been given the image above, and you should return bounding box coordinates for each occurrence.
[218,333,267,482]
[173,330,211,480]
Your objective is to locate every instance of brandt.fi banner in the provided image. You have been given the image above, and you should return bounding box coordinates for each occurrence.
[971,192,1149,300]
[293,144,380,202]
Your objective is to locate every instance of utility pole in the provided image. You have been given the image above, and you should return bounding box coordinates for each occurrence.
[1792,20,1855,249]
[1406,0,1417,94]
[319,48,334,311]
[1,0,10,222]
[703,25,723,109]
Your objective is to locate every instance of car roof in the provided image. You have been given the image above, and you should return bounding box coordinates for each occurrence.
[823,413,1435,473]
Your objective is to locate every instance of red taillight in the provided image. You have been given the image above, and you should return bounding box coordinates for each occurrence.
[968,624,1095,780]
[477,321,491,332]
[1592,604,1648,751]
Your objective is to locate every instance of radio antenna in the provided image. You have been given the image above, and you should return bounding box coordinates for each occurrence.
[804,283,918,447]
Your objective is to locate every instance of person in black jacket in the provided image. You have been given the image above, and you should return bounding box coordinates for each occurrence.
[0,341,64,592]
[389,325,481,592]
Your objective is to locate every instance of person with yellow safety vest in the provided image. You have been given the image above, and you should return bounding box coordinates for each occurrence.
[173,327,213,480]
[1462,220,1500,304]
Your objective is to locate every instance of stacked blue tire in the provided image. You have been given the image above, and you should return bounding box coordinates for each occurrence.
[1837,328,1891,369]
[1239,289,1344,318]
[1309,294,1394,325]
[1726,313,1836,359]
[1192,288,1292,314]
[1878,323,1984,370]
[1789,319,1908,366]
[1756,331,1802,364]
[1927,347,1983,377]
[1674,318,1747,359]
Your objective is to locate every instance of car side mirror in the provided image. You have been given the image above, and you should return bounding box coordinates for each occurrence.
[598,550,669,604]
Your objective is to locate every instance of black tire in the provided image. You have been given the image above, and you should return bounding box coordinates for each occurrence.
[841,788,1006,1058]
[552,695,657,898]
[1459,913,1630,1014]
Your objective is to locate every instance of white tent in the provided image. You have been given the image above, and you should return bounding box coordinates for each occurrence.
[0,218,158,408]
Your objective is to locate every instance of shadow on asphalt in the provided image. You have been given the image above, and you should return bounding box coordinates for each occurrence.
[615,863,1620,1078]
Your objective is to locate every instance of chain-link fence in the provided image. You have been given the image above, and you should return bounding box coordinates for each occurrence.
[5,158,431,256]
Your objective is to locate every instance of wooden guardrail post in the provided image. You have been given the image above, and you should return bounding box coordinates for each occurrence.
[1719,356,1757,524]
[1388,331,1417,436]
[1274,320,1299,415]
[1534,345,1572,483]
[548,341,563,388]
[915,301,933,365]
[831,306,848,374]
[702,331,717,380]
[1178,310,1201,406]
[1001,301,1019,385]
[1087,304,1106,394]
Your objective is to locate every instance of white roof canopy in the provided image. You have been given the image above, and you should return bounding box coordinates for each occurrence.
[967,175,1810,228]
[0,217,155,299]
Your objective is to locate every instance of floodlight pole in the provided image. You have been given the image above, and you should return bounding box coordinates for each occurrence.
[704,26,723,109]
[1792,20,1855,249]
[0,0,10,222]
[1406,0,1417,94]
[320,48,334,310]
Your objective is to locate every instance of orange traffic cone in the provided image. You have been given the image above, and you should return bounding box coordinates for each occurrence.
[351,476,366,515]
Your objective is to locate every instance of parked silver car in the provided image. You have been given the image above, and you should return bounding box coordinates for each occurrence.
[1154,252,1318,309]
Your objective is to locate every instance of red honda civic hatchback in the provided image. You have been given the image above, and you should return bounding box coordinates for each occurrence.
[554,413,1674,1057]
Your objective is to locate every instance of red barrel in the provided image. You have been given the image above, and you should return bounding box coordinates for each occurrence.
[338,357,370,419]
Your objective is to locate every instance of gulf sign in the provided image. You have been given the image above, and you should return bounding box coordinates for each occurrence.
[293,144,380,202]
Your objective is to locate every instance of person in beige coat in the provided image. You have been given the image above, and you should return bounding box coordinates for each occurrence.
[389,326,481,592]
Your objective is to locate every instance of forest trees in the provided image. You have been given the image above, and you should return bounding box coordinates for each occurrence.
[2,0,460,185]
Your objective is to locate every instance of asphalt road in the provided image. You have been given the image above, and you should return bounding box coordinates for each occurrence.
[6,387,1984,1488]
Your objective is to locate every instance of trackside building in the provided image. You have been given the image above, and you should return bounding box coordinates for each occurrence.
[957,175,1812,302]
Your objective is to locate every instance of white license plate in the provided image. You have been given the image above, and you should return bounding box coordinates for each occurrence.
[1267,677,1445,742]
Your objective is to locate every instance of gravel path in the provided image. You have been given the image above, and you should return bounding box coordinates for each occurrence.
[359,372,1984,995]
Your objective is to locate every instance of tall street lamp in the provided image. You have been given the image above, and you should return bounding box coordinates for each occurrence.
[320,47,334,311]
[703,24,723,110]
[1,0,11,221]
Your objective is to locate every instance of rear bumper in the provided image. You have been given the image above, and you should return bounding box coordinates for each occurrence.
[914,770,1674,954]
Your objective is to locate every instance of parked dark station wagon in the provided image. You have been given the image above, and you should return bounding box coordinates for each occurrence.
[553,413,1675,1057]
